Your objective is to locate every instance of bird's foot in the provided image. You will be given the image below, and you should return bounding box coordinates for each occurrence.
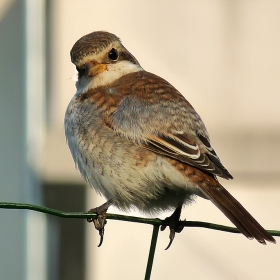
[160,206,184,250]
[87,200,113,247]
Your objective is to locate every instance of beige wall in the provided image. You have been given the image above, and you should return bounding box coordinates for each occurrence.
[42,1,280,279]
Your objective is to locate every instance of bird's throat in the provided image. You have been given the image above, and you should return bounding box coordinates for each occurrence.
[76,60,143,94]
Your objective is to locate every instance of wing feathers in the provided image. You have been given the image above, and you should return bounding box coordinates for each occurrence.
[145,133,233,179]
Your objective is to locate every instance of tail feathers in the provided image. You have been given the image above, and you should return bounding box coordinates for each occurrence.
[200,182,276,244]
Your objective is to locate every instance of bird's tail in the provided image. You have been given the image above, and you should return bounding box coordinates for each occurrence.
[200,181,276,244]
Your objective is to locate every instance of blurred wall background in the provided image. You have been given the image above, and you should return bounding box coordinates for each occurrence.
[0,0,279,279]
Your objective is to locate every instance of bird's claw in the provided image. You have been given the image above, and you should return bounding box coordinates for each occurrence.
[87,200,112,247]
[88,210,107,247]
[161,221,184,250]
[160,207,184,250]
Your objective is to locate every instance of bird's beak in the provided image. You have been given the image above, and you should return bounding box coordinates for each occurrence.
[85,61,107,77]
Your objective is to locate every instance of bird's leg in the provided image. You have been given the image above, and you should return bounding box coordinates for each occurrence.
[160,206,185,250]
[87,199,113,247]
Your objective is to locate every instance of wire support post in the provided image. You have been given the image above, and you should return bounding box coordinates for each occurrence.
[145,225,160,280]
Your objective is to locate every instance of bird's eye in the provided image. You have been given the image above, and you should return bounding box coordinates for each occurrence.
[108,48,119,61]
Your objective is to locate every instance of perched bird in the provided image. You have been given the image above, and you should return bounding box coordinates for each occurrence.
[65,31,275,248]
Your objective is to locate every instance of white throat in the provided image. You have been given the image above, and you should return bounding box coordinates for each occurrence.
[76,60,143,95]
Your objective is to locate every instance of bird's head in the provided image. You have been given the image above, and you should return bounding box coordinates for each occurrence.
[70,31,142,93]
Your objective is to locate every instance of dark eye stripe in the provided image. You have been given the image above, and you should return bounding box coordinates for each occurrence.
[76,65,85,76]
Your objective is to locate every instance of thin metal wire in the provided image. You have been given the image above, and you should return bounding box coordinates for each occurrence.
[0,202,279,237]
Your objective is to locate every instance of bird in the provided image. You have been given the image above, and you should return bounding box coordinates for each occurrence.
[64,31,276,248]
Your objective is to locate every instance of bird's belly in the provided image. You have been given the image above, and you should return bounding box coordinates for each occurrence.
[73,133,203,213]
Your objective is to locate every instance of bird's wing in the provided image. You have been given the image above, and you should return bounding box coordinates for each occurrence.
[106,71,233,179]
[143,132,233,179]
